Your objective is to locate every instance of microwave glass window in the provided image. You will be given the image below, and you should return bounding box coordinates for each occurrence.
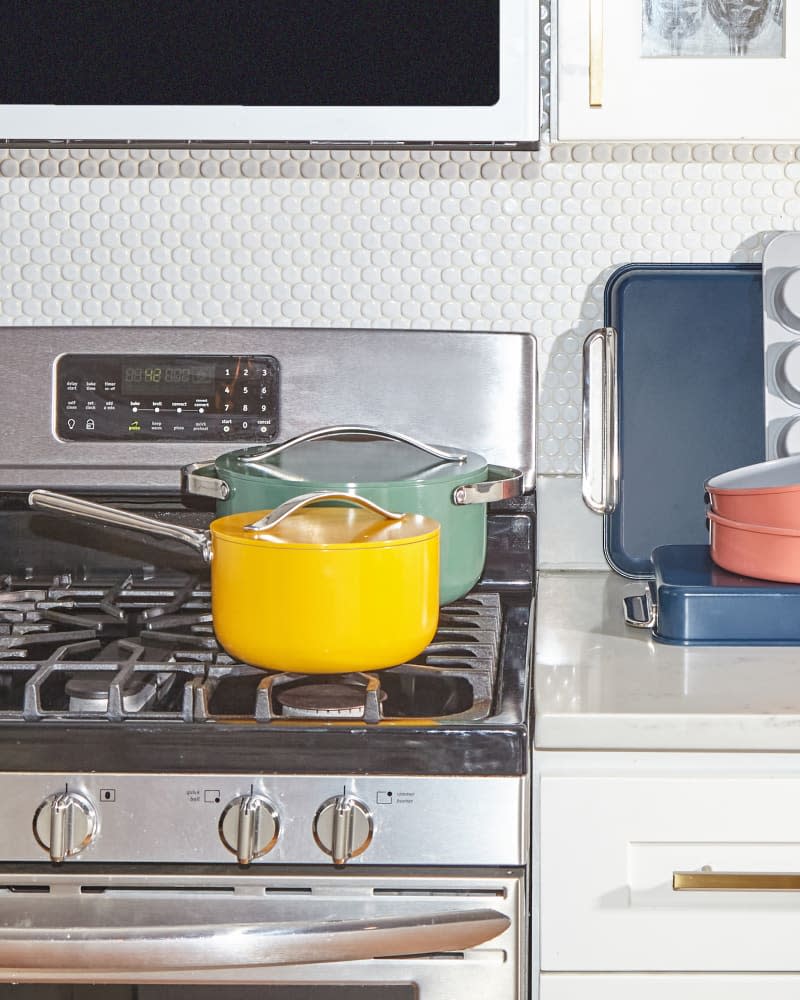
[0,1,500,106]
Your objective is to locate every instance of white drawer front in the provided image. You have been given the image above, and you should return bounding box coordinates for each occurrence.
[541,974,800,1000]
[541,774,800,971]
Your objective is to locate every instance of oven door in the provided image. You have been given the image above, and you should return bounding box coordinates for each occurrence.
[0,869,525,1000]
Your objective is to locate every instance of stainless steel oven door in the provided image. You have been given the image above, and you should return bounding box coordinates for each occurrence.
[0,869,525,1000]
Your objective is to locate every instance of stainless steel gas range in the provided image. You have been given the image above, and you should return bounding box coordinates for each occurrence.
[0,327,536,999]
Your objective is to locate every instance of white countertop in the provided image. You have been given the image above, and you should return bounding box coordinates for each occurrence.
[534,569,800,751]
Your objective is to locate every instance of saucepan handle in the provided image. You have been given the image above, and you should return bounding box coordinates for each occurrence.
[240,425,468,465]
[582,326,620,514]
[28,490,213,562]
[244,491,405,532]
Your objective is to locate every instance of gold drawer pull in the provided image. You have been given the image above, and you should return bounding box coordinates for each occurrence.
[589,0,604,107]
[674,871,800,892]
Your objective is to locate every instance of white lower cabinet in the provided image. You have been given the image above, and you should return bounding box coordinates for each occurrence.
[537,752,800,986]
[540,974,800,999]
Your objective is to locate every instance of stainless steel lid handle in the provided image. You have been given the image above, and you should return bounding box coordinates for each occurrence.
[240,425,468,465]
[451,465,523,506]
[28,490,213,563]
[181,461,231,501]
[244,490,406,532]
[582,326,620,514]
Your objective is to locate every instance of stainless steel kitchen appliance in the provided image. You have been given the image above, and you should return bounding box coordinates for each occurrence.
[0,326,536,999]
[0,0,539,147]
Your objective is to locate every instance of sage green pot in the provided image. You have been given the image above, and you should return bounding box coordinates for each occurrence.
[182,427,522,606]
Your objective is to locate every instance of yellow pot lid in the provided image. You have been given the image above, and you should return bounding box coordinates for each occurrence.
[212,508,440,549]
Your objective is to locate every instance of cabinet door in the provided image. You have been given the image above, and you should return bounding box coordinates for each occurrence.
[541,773,800,971]
[540,974,800,999]
[556,0,800,140]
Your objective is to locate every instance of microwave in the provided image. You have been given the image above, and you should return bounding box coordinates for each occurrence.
[1,0,539,148]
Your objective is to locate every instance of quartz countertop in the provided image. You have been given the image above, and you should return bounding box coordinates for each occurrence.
[534,569,800,751]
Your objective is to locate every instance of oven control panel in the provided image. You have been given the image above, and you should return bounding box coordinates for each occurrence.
[54,354,280,442]
[5,774,526,866]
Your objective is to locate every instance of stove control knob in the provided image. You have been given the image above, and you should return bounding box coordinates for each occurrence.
[34,791,97,864]
[219,794,279,865]
[313,795,373,866]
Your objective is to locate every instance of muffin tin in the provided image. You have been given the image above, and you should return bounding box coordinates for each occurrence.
[763,232,800,457]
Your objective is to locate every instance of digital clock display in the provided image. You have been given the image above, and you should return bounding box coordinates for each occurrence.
[122,363,216,396]
[56,352,279,443]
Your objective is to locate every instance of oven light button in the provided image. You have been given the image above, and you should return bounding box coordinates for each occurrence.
[33,791,98,864]
[313,795,373,866]
[219,794,279,865]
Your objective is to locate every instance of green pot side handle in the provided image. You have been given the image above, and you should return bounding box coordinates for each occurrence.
[181,461,230,502]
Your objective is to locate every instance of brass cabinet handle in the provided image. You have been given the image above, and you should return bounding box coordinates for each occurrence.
[674,871,800,892]
[589,0,604,107]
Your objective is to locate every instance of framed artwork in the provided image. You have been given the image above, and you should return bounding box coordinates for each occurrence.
[557,0,799,139]
[642,0,785,58]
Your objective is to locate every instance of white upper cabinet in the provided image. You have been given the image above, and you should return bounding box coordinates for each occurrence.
[556,0,799,140]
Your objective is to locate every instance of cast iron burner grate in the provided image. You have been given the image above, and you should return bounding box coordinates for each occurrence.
[0,569,502,725]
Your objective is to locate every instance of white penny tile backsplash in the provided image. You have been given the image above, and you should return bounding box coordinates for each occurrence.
[0,3,794,475]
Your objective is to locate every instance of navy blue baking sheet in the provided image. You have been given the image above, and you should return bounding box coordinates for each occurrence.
[604,263,765,577]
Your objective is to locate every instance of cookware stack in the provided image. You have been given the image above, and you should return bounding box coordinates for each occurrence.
[706,455,800,585]
[583,261,800,646]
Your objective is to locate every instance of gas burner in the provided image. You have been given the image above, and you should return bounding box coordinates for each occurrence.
[274,676,388,720]
[65,673,158,714]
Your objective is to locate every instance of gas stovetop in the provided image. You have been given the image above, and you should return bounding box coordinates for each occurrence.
[0,568,503,725]
[0,505,533,778]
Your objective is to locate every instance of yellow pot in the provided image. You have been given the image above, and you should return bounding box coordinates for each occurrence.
[28,489,440,675]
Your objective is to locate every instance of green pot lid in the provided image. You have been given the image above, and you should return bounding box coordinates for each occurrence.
[216,438,487,488]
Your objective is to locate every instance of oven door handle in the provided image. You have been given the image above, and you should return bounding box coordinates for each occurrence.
[0,907,510,971]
